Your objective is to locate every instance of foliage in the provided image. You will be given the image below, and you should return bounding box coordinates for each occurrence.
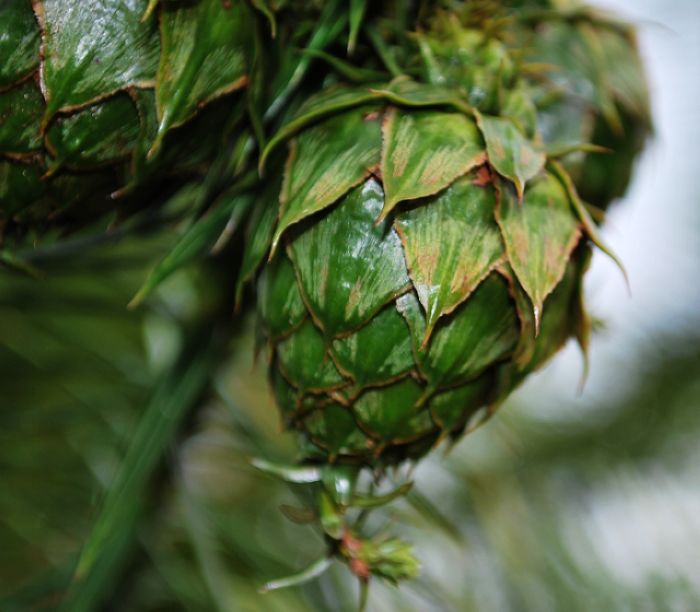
[0,0,664,607]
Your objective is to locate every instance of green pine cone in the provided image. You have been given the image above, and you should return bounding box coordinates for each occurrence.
[0,0,253,246]
[0,0,652,595]
[244,95,595,466]
[236,2,650,469]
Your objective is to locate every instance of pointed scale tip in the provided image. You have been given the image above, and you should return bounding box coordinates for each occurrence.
[41,162,63,181]
[373,211,388,227]
[533,303,541,338]
[110,184,132,200]
[148,109,174,160]
[141,0,158,22]
[548,142,612,158]
[418,320,437,351]
[267,233,282,262]
[127,289,147,310]
[414,389,432,412]
[374,198,398,227]
[581,143,613,155]
[146,135,163,161]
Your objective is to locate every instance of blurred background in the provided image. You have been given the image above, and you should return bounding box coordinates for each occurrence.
[1,0,699,610]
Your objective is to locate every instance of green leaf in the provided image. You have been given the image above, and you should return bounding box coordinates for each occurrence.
[319,490,344,539]
[142,0,159,21]
[272,109,382,254]
[497,172,582,330]
[507,256,580,385]
[380,108,485,219]
[36,0,159,119]
[475,112,545,200]
[405,489,464,544]
[261,557,333,593]
[429,376,492,433]
[0,80,45,155]
[235,182,280,307]
[0,1,40,88]
[177,479,235,612]
[395,177,505,343]
[321,464,360,506]
[547,142,611,159]
[262,80,469,175]
[353,379,434,445]
[264,0,347,121]
[531,256,579,371]
[276,319,346,393]
[413,30,444,86]
[304,402,371,458]
[45,94,141,171]
[331,304,414,393]
[258,253,306,340]
[366,24,402,78]
[371,78,472,114]
[250,0,277,38]
[351,482,413,509]
[301,49,388,83]
[288,178,410,338]
[60,329,217,612]
[151,0,251,153]
[130,190,252,307]
[359,580,370,612]
[348,0,367,54]
[397,276,519,393]
[507,266,538,369]
[250,458,323,484]
[496,174,581,333]
[550,159,627,284]
[260,87,378,170]
[246,22,267,151]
